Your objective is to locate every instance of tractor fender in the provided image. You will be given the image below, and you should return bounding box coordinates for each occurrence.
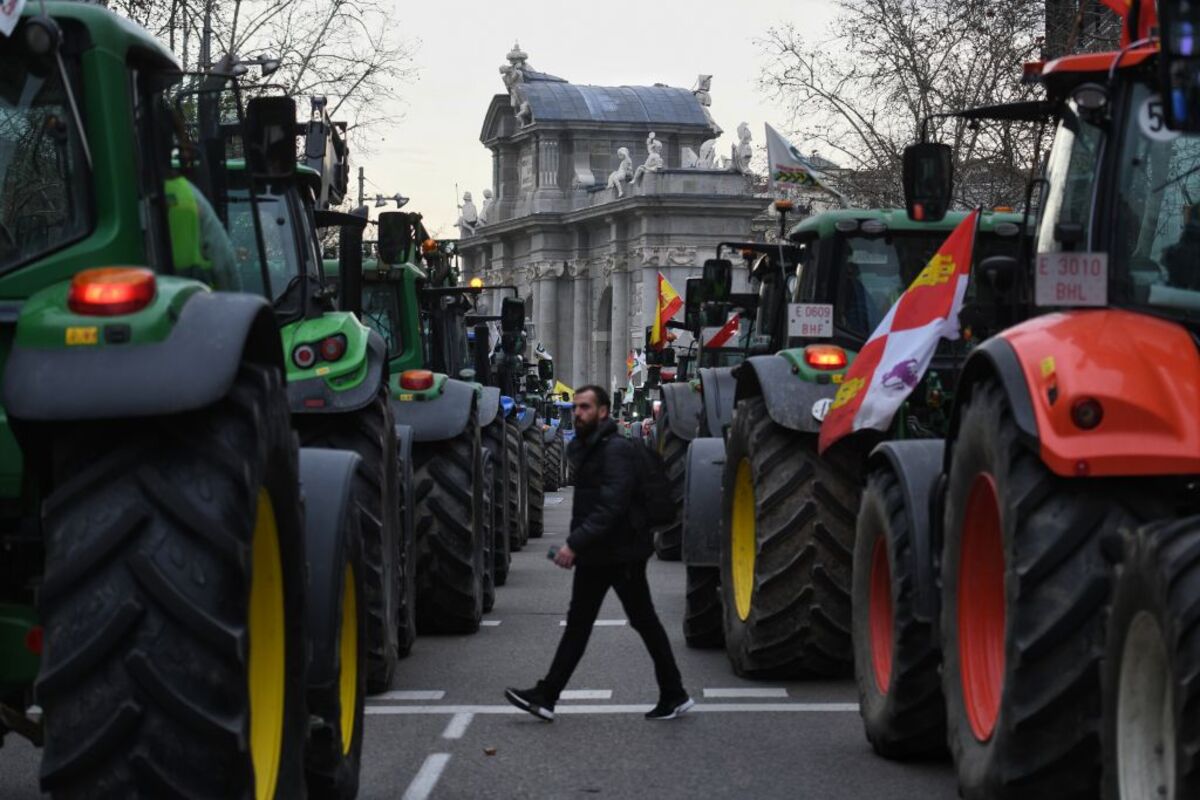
[394,423,415,542]
[500,395,516,418]
[3,291,282,422]
[286,329,388,415]
[516,408,537,433]
[954,310,1200,477]
[867,439,944,624]
[543,421,558,444]
[660,381,701,442]
[733,354,839,434]
[298,447,361,689]
[390,376,477,443]
[477,385,501,428]
[698,366,738,437]
[682,437,726,567]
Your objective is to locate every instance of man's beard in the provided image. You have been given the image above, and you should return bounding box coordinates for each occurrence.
[575,417,598,438]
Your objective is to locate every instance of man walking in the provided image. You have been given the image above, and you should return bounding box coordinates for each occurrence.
[505,385,692,722]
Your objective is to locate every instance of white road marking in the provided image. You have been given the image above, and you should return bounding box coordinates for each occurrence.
[372,690,446,701]
[367,702,858,715]
[441,712,474,739]
[480,620,502,627]
[558,689,613,700]
[545,497,565,506]
[402,753,451,800]
[704,687,789,699]
[559,619,626,626]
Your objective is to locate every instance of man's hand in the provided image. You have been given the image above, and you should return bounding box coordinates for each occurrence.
[554,543,576,569]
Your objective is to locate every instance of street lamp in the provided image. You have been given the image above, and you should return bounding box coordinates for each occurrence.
[374,193,409,208]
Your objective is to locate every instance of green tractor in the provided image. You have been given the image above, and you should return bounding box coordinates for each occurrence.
[357,213,498,630]
[683,205,1023,676]
[208,93,409,690]
[0,5,365,797]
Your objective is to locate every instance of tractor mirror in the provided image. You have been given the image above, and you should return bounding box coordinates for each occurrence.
[472,323,492,383]
[501,296,525,335]
[661,347,677,367]
[902,142,953,222]
[537,358,554,382]
[244,96,297,179]
[702,259,732,303]
[1160,0,1200,131]
[978,254,1019,294]
[376,212,410,265]
[646,365,661,389]
[684,277,705,332]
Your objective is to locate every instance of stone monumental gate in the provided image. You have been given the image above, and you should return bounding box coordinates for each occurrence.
[457,44,766,392]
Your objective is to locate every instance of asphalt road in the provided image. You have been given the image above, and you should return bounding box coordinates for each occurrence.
[0,488,958,799]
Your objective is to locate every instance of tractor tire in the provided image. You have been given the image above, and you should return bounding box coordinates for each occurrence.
[395,438,417,658]
[852,467,946,759]
[36,364,308,799]
[683,566,724,648]
[545,433,563,493]
[524,427,545,540]
[941,380,1167,800]
[481,449,496,614]
[412,406,485,635]
[653,414,688,562]
[304,487,367,799]
[483,421,511,587]
[294,389,400,694]
[506,420,528,551]
[1102,517,1200,800]
[719,396,856,678]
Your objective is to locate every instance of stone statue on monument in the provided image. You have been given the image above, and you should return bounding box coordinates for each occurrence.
[731,122,753,173]
[478,188,495,226]
[456,191,479,237]
[607,147,633,197]
[634,140,664,185]
[693,74,722,134]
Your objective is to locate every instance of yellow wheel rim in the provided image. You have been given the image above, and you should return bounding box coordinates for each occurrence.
[731,458,757,622]
[339,564,358,755]
[248,489,285,800]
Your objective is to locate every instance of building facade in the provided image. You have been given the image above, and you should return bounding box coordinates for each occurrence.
[457,45,767,392]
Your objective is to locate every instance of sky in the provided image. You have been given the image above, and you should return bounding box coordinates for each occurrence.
[358,0,840,236]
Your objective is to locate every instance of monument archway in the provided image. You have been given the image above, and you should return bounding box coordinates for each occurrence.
[593,285,612,391]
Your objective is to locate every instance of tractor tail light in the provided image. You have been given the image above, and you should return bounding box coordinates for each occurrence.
[1071,397,1103,430]
[400,369,435,390]
[293,344,317,369]
[25,625,43,656]
[68,268,156,316]
[320,334,347,362]
[805,344,848,370]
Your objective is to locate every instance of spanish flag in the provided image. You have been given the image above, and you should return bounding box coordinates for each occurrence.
[649,272,683,350]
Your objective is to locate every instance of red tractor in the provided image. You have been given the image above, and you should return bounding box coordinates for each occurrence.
[854,4,1200,798]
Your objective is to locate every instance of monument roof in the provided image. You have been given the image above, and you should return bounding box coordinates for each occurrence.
[521,82,710,127]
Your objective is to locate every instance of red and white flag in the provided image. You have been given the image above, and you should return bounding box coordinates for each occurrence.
[703,313,741,349]
[818,209,979,454]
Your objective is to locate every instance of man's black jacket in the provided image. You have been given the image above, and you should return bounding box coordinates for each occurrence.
[565,417,651,566]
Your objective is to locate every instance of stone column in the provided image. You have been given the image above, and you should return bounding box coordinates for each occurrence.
[568,259,590,388]
[532,262,562,365]
[610,263,629,395]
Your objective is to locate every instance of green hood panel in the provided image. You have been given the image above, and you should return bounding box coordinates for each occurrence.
[778,346,859,384]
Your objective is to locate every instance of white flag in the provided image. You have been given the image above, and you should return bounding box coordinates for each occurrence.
[0,0,26,38]
[765,123,846,206]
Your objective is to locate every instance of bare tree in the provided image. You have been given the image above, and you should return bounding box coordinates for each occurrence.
[102,0,419,153]
[758,0,1062,209]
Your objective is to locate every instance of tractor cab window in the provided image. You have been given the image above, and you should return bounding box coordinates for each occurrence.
[1034,101,1102,255]
[833,232,947,340]
[1112,82,1200,314]
[0,33,91,274]
[362,281,403,353]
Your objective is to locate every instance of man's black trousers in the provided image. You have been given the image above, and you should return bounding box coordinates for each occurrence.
[542,559,684,700]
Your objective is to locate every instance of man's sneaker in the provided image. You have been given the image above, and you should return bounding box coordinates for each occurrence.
[505,686,555,721]
[645,694,694,720]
